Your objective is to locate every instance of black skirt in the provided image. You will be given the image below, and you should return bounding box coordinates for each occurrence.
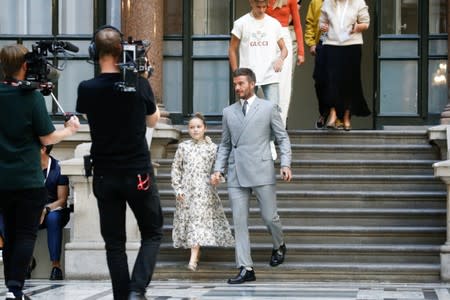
[322,44,371,118]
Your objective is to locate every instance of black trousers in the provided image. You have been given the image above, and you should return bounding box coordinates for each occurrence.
[313,42,328,117]
[93,171,163,300]
[0,188,47,293]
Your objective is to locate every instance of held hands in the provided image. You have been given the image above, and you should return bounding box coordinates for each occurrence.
[280,166,292,182]
[210,171,222,186]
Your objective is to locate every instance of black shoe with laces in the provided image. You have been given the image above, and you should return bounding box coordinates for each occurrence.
[270,243,286,266]
[227,266,256,284]
[49,266,63,280]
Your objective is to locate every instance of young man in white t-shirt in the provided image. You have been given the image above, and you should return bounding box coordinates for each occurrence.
[229,0,288,106]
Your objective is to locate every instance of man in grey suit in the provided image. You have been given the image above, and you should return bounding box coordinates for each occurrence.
[212,68,292,284]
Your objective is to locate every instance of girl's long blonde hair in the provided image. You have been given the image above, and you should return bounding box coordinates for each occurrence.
[273,0,288,9]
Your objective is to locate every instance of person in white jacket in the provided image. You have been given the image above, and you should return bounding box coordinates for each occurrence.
[320,0,371,131]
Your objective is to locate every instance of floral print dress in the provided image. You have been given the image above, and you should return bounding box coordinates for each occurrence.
[171,136,234,248]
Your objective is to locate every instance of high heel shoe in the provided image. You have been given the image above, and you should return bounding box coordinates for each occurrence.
[344,122,352,131]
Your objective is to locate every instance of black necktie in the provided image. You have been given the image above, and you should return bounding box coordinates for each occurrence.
[242,100,248,116]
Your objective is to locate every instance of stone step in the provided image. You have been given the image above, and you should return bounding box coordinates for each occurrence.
[158,190,446,209]
[155,174,444,192]
[152,261,440,282]
[164,143,438,160]
[155,158,438,175]
[157,243,440,264]
[161,207,446,227]
[181,129,432,146]
[160,225,446,245]
[289,144,439,160]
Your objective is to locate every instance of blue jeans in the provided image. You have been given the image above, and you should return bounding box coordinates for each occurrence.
[0,188,47,294]
[256,83,280,105]
[93,171,163,300]
[39,208,70,262]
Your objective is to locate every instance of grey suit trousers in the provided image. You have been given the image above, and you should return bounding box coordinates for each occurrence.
[228,184,284,268]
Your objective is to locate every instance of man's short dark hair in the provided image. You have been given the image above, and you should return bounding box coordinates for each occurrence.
[95,28,122,59]
[233,68,256,84]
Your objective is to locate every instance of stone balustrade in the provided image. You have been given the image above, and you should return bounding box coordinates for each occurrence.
[431,125,450,280]
[59,125,179,279]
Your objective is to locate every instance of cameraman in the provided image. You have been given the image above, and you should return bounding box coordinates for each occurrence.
[0,44,80,300]
[76,26,162,300]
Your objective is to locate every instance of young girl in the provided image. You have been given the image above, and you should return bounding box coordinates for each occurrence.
[171,113,234,271]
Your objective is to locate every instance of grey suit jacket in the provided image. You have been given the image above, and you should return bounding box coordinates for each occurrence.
[214,97,292,188]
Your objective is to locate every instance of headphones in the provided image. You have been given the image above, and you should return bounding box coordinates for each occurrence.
[88,25,124,62]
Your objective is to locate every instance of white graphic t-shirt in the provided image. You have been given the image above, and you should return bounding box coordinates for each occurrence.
[231,13,283,85]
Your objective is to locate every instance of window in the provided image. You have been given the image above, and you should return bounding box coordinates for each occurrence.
[0,0,117,119]
[163,0,233,123]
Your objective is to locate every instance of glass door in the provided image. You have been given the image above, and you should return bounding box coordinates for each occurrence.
[375,0,448,128]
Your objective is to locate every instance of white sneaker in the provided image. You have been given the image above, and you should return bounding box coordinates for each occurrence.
[270,141,277,160]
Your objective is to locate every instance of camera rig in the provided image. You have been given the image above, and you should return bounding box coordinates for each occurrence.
[24,40,79,95]
[115,37,153,92]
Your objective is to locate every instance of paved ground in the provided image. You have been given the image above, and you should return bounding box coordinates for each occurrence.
[4,280,450,299]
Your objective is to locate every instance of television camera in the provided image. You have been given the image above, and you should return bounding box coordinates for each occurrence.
[23,40,79,96]
[115,37,154,92]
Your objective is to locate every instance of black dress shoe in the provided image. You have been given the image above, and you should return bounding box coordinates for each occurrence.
[227,266,256,284]
[270,243,286,266]
[49,267,63,280]
[128,291,147,300]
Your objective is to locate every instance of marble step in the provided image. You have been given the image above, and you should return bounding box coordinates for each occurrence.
[178,129,432,146]
[154,158,438,175]
[157,243,441,264]
[160,225,446,245]
[155,174,445,192]
[161,207,446,227]
[158,190,446,209]
[152,261,440,282]
[164,143,439,160]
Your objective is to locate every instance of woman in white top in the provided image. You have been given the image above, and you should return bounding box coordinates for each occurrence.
[319,0,371,130]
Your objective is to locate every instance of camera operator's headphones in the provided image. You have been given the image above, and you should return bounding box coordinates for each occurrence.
[88,25,124,62]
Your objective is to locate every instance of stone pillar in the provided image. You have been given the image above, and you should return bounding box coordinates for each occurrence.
[434,158,450,280]
[121,0,164,108]
[439,4,450,124]
[121,0,181,158]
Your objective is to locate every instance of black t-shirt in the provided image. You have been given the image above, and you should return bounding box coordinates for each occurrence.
[76,73,156,175]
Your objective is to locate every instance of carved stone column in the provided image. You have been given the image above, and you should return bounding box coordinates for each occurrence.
[439,4,450,124]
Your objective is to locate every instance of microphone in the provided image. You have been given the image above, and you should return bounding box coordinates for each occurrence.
[39,40,79,53]
[56,41,79,53]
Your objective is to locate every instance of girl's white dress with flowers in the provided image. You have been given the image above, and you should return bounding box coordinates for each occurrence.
[171,136,234,248]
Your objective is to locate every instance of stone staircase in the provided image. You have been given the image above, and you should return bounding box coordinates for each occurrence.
[152,130,446,282]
